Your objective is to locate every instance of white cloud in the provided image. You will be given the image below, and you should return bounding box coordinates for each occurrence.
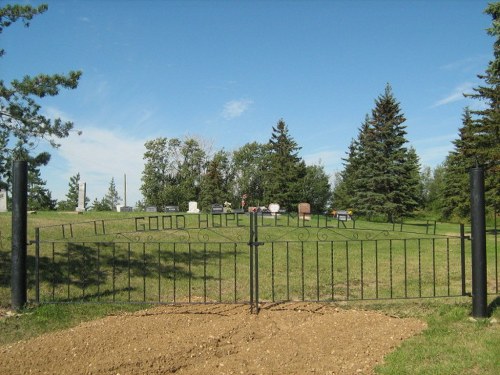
[221,99,253,120]
[432,82,474,108]
[49,127,147,206]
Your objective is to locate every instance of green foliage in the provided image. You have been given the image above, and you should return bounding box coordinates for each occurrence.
[0,3,81,200]
[231,142,268,207]
[57,173,85,211]
[336,85,421,220]
[301,164,331,212]
[262,119,307,211]
[141,137,208,210]
[199,150,233,211]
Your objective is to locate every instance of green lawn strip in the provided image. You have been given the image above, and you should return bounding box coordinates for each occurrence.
[373,299,500,375]
[0,303,149,346]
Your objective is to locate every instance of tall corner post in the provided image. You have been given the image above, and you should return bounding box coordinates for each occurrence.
[11,160,28,310]
[469,166,488,318]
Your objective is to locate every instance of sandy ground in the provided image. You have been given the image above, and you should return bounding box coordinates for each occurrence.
[0,302,426,375]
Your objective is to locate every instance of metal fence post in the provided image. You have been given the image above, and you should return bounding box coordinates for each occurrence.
[470,166,488,318]
[11,160,28,310]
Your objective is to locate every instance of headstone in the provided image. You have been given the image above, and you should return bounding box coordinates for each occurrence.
[298,202,311,220]
[117,205,133,212]
[0,189,7,212]
[211,203,224,214]
[146,206,157,212]
[187,201,199,213]
[76,182,86,212]
[269,203,280,215]
[165,205,179,213]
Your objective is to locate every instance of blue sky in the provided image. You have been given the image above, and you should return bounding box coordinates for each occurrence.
[1,0,494,206]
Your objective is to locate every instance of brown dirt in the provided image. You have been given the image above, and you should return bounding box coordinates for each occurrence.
[0,302,426,375]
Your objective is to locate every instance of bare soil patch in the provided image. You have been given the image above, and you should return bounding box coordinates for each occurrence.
[0,302,426,375]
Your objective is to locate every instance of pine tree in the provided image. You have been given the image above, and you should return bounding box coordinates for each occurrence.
[262,119,306,212]
[441,109,477,219]
[104,177,121,211]
[345,85,420,221]
[58,173,84,211]
[0,4,81,189]
[465,3,500,212]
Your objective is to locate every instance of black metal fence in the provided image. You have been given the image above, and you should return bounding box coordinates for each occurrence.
[27,215,482,309]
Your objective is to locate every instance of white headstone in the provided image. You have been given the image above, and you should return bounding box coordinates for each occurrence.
[268,203,280,214]
[76,182,86,212]
[0,189,7,212]
[188,201,199,213]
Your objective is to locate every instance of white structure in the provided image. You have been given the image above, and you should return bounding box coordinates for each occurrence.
[268,203,280,215]
[76,182,86,212]
[0,189,7,212]
[187,201,200,213]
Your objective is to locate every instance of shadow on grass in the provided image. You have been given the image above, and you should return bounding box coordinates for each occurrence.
[487,296,500,316]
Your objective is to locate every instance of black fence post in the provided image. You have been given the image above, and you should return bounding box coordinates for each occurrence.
[460,223,467,296]
[470,166,488,318]
[11,160,28,310]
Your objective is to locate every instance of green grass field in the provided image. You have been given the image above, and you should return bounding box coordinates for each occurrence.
[0,211,498,374]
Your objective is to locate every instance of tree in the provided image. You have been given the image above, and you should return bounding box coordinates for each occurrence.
[300,164,331,213]
[104,177,121,210]
[262,119,306,211]
[231,142,268,208]
[0,4,81,192]
[199,150,233,211]
[339,85,421,221]
[57,173,84,211]
[140,137,208,210]
[464,3,500,213]
[441,109,477,219]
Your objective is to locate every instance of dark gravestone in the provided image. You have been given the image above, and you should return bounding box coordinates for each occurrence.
[211,204,224,214]
[164,206,179,213]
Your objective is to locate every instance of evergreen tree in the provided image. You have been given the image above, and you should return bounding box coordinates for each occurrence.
[104,177,121,211]
[342,85,420,221]
[262,119,306,211]
[58,173,84,211]
[465,3,500,212]
[0,4,81,189]
[441,109,477,219]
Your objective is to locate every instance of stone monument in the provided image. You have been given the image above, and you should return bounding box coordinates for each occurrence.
[187,201,200,213]
[0,189,7,212]
[268,203,280,215]
[76,182,86,212]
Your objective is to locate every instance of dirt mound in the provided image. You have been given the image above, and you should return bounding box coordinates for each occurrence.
[0,303,426,375]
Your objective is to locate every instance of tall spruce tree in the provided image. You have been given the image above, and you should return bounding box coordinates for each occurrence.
[441,109,477,219]
[465,3,500,212]
[347,85,420,221]
[262,119,306,212]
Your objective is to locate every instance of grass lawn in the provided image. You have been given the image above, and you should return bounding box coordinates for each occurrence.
[0,211,498,374]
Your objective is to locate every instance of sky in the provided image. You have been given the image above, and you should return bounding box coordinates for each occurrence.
[1,0,495,207]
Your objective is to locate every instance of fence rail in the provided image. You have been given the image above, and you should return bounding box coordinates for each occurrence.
[31,236,470,305]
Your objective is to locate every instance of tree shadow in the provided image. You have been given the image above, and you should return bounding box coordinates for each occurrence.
[487,296,500,316]
[29,241,240,302]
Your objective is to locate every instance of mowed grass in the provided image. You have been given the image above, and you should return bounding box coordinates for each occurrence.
[0,211,499,374]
